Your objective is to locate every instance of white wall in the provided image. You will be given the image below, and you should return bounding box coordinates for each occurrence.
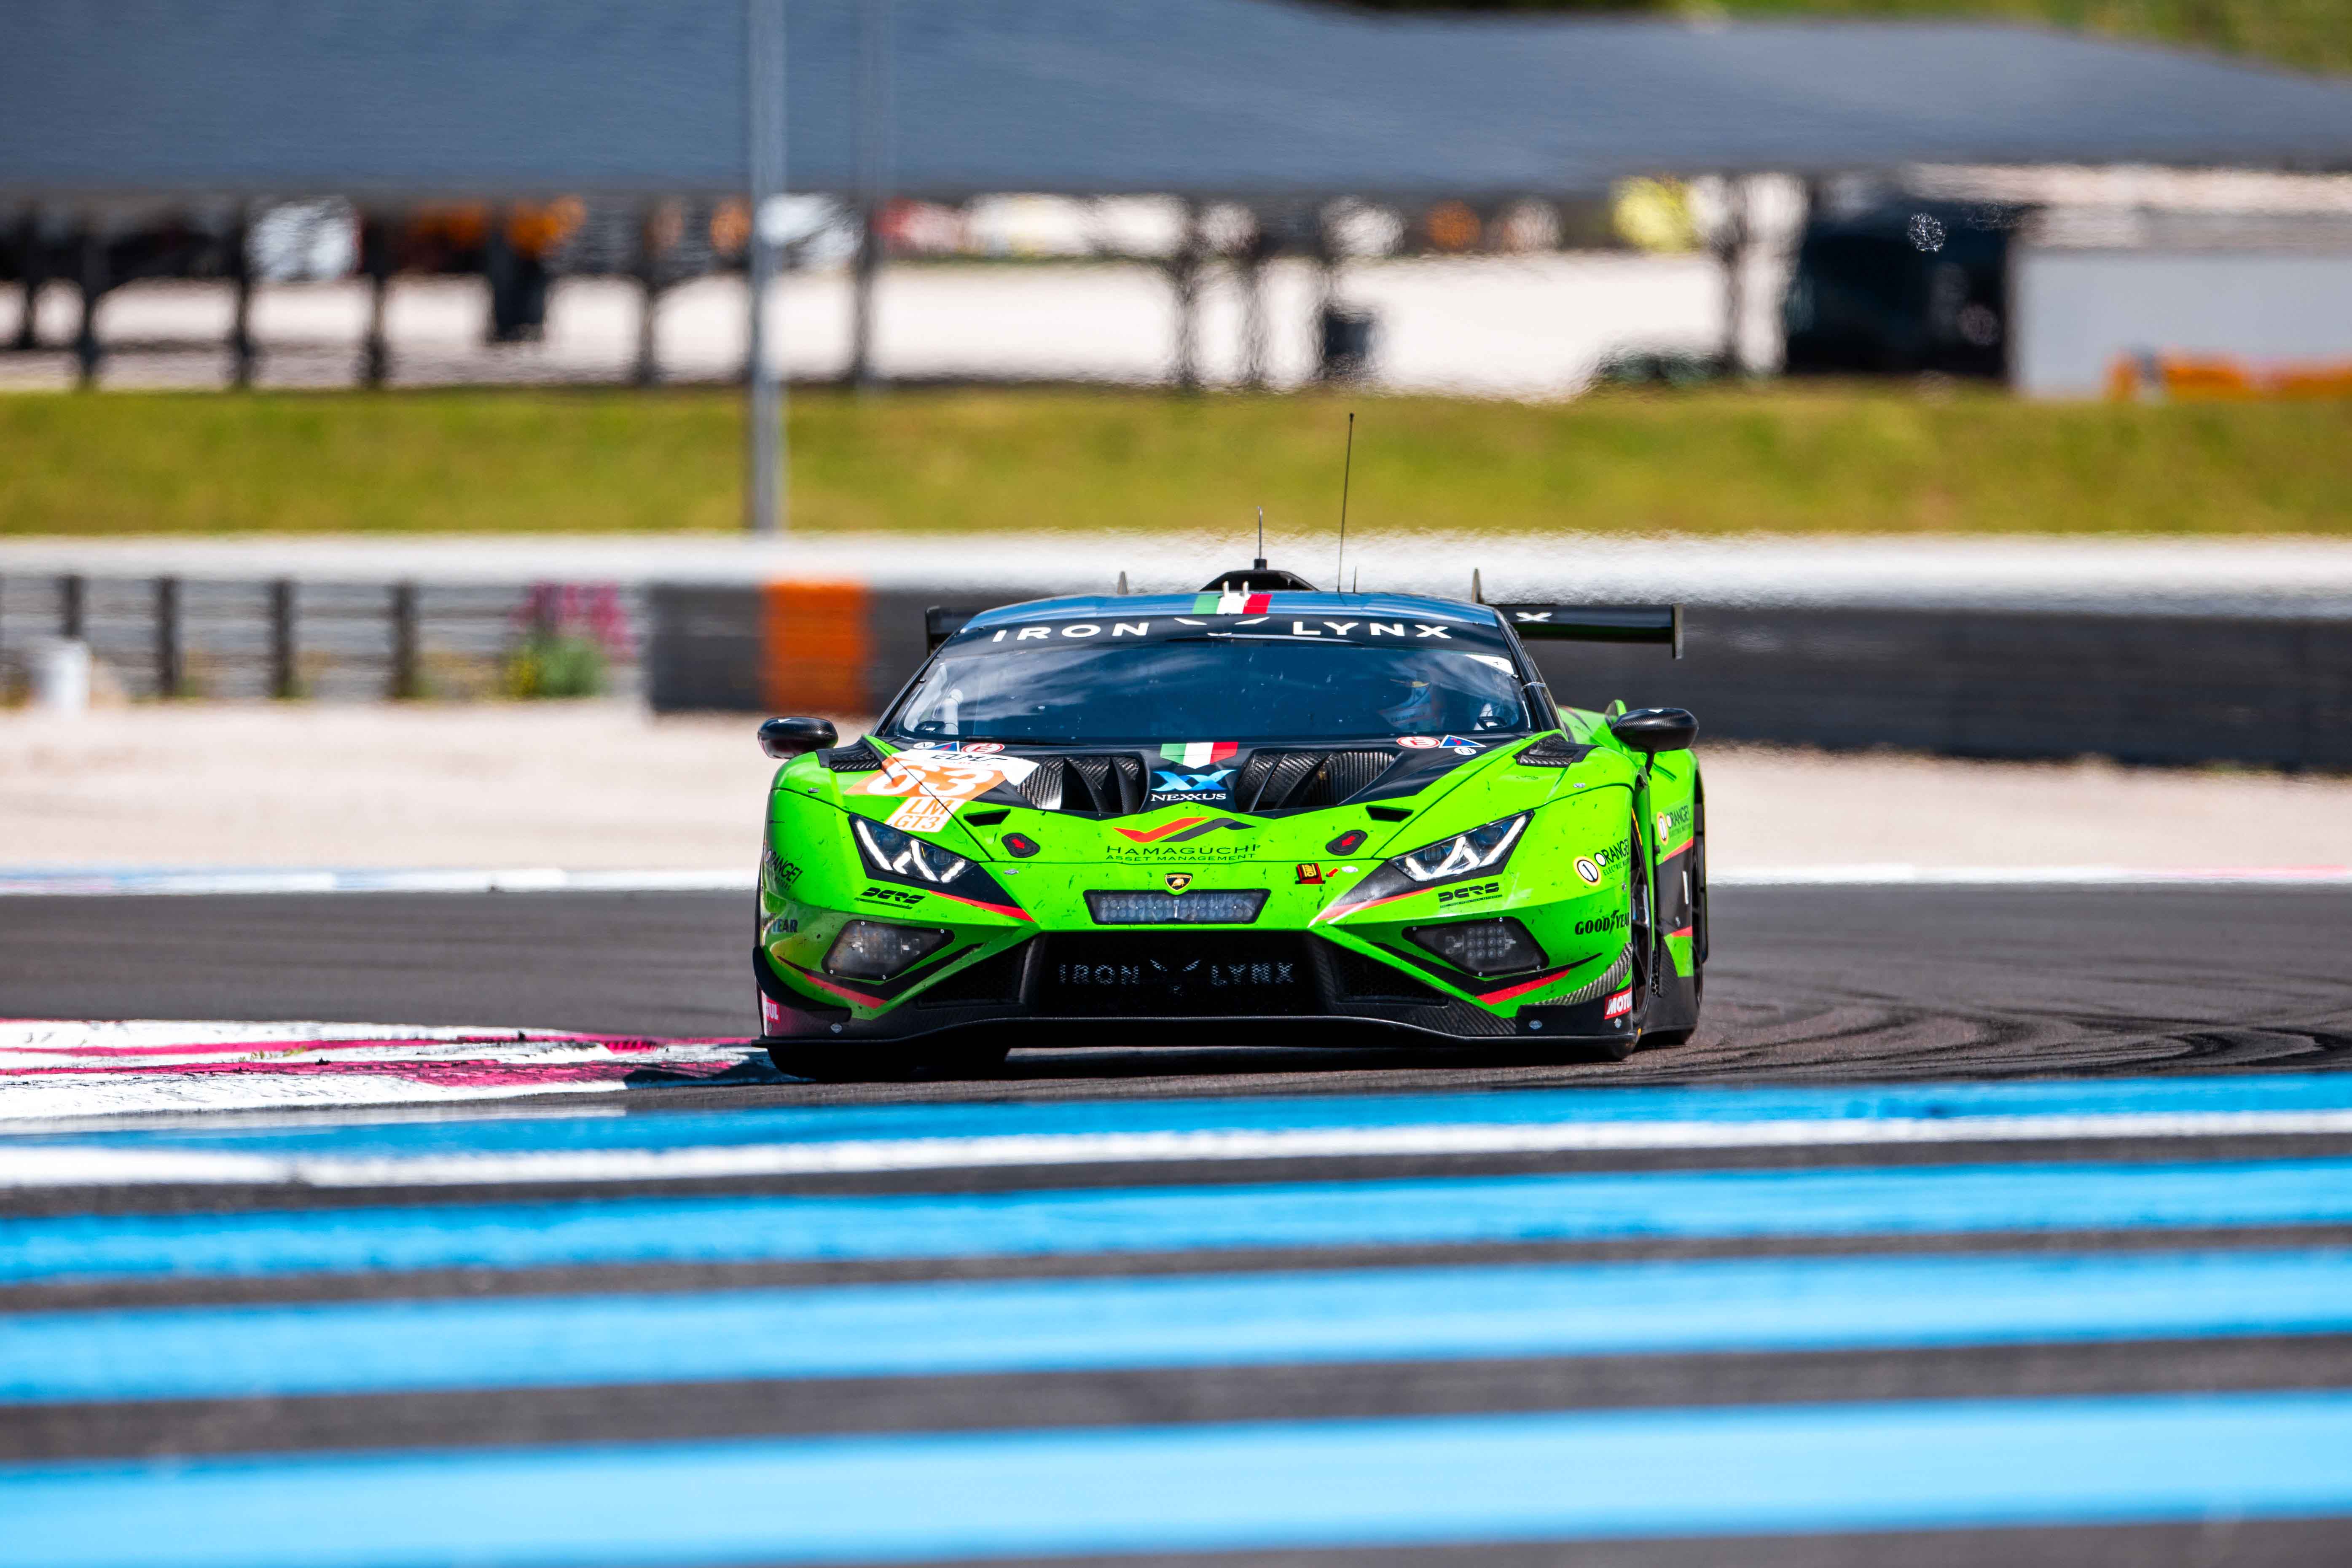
[2012,247,2352,398]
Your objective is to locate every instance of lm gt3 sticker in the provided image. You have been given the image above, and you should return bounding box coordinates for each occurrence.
[850,748,1039,833]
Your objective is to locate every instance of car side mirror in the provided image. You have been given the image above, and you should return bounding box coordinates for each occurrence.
[759,716,838,759]
[1609,707,1698,754]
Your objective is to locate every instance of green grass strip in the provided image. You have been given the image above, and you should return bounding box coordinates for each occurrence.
[3,385,2349,537]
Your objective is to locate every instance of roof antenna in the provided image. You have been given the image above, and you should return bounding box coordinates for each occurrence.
[1334,411,1354,593]
[1254,506,1267,571]
[1116,570,1129,596]
[1471,568,1484,604]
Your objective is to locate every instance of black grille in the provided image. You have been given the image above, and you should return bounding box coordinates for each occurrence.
[1036,933,1320,1017]
[1326,942,1454,1004]
[1514,735,1592,768]
[914,944,1029,1007]
[1085,889,1268,925]
[817,741,885,772]
[1016,754,1145,816]
[1230,749,1395,811]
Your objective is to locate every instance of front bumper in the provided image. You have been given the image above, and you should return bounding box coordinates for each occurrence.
[756,929,1643,1047]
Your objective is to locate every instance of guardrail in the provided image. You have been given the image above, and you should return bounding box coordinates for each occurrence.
[643,585,2352,770]
[12,572,2344,770]
[0,575,642,703]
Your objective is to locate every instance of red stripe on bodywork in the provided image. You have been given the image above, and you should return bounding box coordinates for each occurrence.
[936,890,1033,921]
[1668,925,1693,940]
[1660,838,1694,862]
[1478,966,1583,1004]
[782,965,887,1007]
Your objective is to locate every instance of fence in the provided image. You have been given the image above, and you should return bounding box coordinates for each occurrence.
[0,576,643,703]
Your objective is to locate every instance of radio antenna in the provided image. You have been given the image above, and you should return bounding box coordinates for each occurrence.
[1335,411,1355,593]
[1254,506,1266,570]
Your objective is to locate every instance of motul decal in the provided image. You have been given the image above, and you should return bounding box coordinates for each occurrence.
[1604,988,1635,1019]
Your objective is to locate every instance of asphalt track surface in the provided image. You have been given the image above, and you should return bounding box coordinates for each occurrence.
[7,885,2352,1567]
[5,885,2349,1093]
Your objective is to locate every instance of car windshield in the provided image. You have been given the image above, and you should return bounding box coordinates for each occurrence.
[889,624,1530,746]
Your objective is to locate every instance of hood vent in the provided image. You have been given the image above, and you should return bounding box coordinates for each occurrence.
[1015,753,1146,816]
[1514,735,1592,768]
[817,740,886,772]
[1231,749,1395,812]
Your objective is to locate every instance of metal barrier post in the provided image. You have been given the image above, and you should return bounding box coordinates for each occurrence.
[59,572,83,639]
[268,578,296,698]
[389,581,419,698]
[154,576,182,698]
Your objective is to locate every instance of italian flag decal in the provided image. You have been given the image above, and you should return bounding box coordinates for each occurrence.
[1192,591,1272,615]
[1160,741,1240,767]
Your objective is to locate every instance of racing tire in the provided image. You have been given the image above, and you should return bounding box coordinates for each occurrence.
[1643,779,1707,1049]
[1548,811,1646,1065]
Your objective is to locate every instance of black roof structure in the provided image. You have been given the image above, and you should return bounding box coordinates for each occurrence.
[6,0,2352,202]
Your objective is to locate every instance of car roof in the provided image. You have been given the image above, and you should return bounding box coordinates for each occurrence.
[964,590,1501,629]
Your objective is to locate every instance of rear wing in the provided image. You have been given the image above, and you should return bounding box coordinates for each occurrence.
[925,605,993,652]
[1494,604,1683,660]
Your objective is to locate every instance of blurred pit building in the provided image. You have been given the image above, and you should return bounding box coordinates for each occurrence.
[6,0,2352,400]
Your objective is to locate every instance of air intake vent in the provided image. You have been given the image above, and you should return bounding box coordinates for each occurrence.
[1230,750,1395,812]
[1016,754,1145,816]
[817,741,885,772]
[1515,735,1592,768]
[915,943,1029,1007]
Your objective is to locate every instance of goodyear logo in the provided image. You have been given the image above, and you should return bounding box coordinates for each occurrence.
[1574,910,1630,935]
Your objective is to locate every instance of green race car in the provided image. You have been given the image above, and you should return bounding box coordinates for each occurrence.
[753,564,1703,1078]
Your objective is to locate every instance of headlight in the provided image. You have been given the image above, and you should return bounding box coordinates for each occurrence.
[825,919,949,980]
[1337,813,1529,909]
[1407,917,1546,977]
[853,817,971,885]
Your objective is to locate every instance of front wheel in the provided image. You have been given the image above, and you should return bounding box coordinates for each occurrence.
[1644,778,1707,1049]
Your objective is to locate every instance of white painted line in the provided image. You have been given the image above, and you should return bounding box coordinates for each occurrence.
[7,1109,2352,1189]
[0,1075,644,1123]
[1713,866,2352,888]
[0,1022,763,1122]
